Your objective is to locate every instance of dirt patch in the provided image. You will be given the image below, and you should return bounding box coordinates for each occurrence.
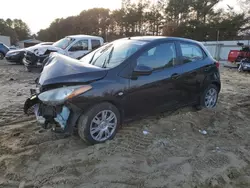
[0,60,249,188]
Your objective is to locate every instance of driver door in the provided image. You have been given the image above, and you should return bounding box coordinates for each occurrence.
[67,39,89,59]
[125,41,183,117]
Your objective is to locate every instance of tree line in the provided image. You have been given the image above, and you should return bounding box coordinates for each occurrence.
[0,19,30,44]
[1,0,250,45]
[36,0,250,42]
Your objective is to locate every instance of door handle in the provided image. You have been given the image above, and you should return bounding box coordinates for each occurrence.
[171,73,180,79]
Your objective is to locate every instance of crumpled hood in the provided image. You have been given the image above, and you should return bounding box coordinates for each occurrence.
[26,45,64,56]
[39,53,108,86]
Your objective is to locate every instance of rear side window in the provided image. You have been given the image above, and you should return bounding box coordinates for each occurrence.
[137,42,177,70]
[180,43,205,63]
[91,40,101,50]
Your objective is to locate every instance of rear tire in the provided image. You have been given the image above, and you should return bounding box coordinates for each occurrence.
[77,102,120,145]
[195,84,219,110]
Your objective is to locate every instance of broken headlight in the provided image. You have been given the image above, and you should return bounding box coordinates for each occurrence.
[38,85,92,105]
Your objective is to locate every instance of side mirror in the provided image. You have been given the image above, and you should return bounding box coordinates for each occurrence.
[133,65,153,76]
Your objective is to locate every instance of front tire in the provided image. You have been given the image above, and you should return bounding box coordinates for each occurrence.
[77,102,120,145]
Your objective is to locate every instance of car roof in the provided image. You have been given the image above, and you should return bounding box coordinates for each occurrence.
[122,36,201,45]
[67,35,103,40]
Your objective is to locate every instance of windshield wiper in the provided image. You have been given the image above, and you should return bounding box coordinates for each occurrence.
[102,47,114,68]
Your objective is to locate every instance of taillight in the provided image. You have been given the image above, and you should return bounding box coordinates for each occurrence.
[215,61,220,68]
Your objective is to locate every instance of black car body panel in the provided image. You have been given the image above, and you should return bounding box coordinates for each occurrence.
[24,36,221,135]
[5,49,25,63]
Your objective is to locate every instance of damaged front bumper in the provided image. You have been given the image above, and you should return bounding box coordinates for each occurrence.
[24,89,82,134]
[23,52,48,72]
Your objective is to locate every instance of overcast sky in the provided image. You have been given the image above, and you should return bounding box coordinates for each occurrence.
[0,0,239,34]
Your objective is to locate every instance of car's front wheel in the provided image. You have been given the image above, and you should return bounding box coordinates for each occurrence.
[77,102,120,144]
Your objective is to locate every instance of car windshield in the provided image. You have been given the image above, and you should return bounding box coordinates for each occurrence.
[80,39,148,68]
[53,37,75,50]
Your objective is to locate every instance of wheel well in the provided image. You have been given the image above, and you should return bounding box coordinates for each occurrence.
[212,81,221,92]
[74,100,124,128]
[103,100,124,125]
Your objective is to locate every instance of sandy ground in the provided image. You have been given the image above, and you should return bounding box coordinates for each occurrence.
[0,59,249,188]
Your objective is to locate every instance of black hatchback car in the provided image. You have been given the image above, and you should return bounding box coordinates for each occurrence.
[24,36,220,144]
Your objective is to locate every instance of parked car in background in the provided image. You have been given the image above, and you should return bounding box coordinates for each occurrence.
[228,44,250,67]
[24,36,221,144]
[23,35,104,72]
[5,49,25,63]
[5,42,54,64]
[9,46,19,50]
[0,43,9,60]
[238,58,250,72]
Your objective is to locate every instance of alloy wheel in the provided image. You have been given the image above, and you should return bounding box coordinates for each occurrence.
[90,110,117,142]
[204,88,218,108]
